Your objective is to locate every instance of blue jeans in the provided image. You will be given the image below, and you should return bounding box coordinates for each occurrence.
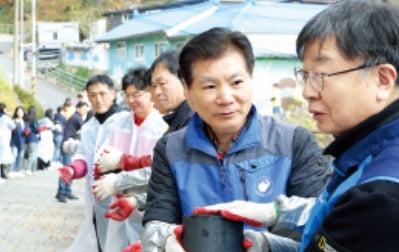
[57,178,72,195]
[26,142,38,172]
[9,146,25,172]
[53,134,63,163]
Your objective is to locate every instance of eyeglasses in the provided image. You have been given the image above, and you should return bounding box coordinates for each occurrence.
[294,63,377,92]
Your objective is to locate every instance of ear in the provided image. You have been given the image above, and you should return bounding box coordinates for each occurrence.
[183,81,196,112]
[376,64,397,101]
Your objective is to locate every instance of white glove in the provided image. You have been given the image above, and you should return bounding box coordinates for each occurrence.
[62,138,80,154]
[244,230,270,252]
[96,146,123,173]
[193,200,279,227]
[92,173,117,201]
[165,226,185,252]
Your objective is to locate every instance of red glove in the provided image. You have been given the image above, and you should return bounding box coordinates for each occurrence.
[118,154,152,171]
[122,242,142,252]
[23,128,31,136]
[38,126,48,132]
[193,201,278,227]
[104,196,137,221]
[58,166,74,184]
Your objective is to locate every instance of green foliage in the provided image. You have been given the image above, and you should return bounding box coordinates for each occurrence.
[13,85,43,118]
[0,76,18,113]
[74,66,89,79]
[282,98,334,148]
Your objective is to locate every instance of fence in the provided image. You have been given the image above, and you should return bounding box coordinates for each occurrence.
[0,24,13,34]
[45,67,87,92]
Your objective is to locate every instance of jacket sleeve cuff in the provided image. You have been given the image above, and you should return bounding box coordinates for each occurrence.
[70,159,88,179]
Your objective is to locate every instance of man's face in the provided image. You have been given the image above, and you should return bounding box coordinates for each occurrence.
[185,48,253,138]
[301,36,381,135]
[76,105,88,118]
[124,85,153,118]
[87,83,116,114]
[150,63,185,114]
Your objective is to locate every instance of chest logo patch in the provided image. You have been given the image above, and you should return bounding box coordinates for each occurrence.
[254,176,273,196]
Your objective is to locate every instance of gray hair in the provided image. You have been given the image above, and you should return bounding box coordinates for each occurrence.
[296,0,399,84]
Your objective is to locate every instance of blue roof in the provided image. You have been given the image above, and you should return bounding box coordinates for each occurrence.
[96,1,325,42]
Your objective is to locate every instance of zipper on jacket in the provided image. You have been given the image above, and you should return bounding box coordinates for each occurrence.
[239,168,249,201]
[217,152,226,188]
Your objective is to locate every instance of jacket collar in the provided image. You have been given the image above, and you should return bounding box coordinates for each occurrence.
[325,99,399,175]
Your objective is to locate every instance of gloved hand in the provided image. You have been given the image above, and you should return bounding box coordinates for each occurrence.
[122,242,142,252]
[165,225,185,252]
[58,166,74,184]
[23,128,31,136]
[104,195,138,221]
[62,138,80,154]
[244,230,270,252]
[95,146,123,174]
[92,173,117,201]
[193,200,279,227]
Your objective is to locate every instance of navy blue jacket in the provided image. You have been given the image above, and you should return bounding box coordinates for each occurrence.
[10,120,28,151]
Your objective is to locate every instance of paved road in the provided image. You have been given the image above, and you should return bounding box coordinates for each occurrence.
[0,169,85,252]
[0,35,84,251]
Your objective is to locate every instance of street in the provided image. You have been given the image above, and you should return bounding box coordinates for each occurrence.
[0,169,85,252]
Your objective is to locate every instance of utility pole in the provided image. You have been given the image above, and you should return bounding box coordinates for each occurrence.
[19,0,25,89]
[31,0,36,97]
[13,0,20,87]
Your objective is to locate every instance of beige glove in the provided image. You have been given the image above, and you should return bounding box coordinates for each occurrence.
[96,146,123,173]
[244,230,270,252]
[193,200,279,227]
[165,226,185,252]
[92,173,117,201]
[62,138,80,154]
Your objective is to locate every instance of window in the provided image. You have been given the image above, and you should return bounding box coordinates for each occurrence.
[154,42,167,58]
[134,44,144,60]
[117,41,126,59]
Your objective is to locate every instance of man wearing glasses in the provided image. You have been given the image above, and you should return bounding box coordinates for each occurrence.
[195,0,399,251]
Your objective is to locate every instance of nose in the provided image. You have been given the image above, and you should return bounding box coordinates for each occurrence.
[302,80,320,101]
[216,84,234,105]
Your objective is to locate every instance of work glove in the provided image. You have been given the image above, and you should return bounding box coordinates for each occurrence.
[104,195,137,221]
[193,200,279,227]
[92,173,117,201]
[62,138,80,154]
[58,166,74,184]
[244,230,270,252]
[122,242,142,252]
[95,146,123,174]
[165,225,185,252]
[119,154,152,171]
[23,128,31,136]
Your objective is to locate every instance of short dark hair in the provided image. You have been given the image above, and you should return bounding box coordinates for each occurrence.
[179,27,254,87]
[122,67,148,91]
[296,0,399,84]
[76,101,88,109]
[85,74,115,91]
[149,50,180,85]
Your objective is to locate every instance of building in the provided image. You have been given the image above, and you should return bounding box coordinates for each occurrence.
[96,0,326,112]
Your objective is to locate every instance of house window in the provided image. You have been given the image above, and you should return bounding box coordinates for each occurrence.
[134,44,144,60]
[117,41,126,59]
[154,42,167,58]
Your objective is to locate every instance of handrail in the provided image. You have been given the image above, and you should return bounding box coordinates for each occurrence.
[45,67,87,92]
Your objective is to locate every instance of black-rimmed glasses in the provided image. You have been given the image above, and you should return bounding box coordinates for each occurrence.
[294,64,377,92]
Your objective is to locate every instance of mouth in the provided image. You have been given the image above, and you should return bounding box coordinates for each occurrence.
[309,109,325,120]
[216,111,236,118]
